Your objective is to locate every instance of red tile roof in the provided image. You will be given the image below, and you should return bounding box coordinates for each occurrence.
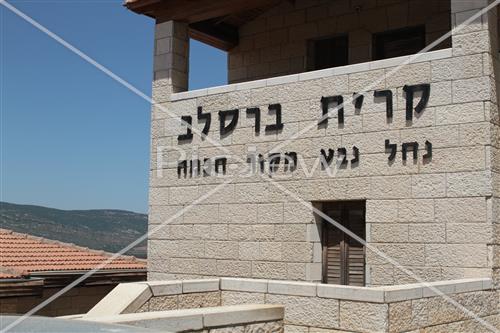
[0,267,26,279]
[0,229,146,279]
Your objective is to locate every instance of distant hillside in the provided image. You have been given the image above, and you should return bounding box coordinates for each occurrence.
[0,202,148,258]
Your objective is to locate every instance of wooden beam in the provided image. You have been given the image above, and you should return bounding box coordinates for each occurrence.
[127,0,283,23]
[0,279,44,298]
[189,20,239,51]
[30,270,147,288]
[189,29,234,51]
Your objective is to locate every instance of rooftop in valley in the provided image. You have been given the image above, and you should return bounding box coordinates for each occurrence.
[0,228,146,280]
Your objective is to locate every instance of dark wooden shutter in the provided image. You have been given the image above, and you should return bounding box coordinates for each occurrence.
[373,26,426,60]
[308,35,348,71]
[322,202,365,286]
[323,210,343,284]
[345,209,365,286]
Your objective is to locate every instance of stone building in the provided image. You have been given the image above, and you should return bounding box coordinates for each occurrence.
[118,0,500,331]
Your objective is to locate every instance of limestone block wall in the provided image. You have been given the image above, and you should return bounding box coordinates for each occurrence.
[83,280,285,333]
[149,51,497,284]
[148,1,500,285]
[84,278,498,333]
[86,302,284,333]
[228,0,451,83]
[191,321,282,333]
[489,4,500,289]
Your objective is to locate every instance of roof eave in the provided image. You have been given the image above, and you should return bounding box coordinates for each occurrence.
[28,269,147,288]
[0,277,44,298]
[29,268,147,276]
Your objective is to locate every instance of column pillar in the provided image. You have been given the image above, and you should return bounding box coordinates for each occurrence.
[451,0,500,287]
[152,20,189,102]
[450,0,497,55]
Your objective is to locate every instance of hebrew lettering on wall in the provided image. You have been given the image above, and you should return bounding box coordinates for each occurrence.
[170,83,434,178]
[374,90,393,119]
[265,104,284,132]
[197,106,211,138]
[385,139,432,162]
[178,116,193,141]
[246,107,261,133]
[403,84,430,121]
[219,109,239,136]
[319,95,343,126]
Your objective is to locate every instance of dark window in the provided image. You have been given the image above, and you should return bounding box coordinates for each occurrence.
[373,26,426,60]
[321,201,366,286]
[307,35,349,71]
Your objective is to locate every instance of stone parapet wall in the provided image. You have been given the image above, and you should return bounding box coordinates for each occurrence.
[84,278,498,332]
[84,303,284,333]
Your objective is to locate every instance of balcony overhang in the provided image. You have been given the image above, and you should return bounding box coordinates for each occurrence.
[169,48,453,101]
[125,0,290,50]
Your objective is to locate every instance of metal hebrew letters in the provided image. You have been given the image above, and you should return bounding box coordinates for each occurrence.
[374,90,393,119]
[320,146,358,169]
[284,152,298,171]
[178,159,214,178]
[385,140,432,162]
[246,152,299,173]
[403,84,430,120]
[423,140,432,159]
[246,107,261,133]
[337,147,348,165]
[203,158,211,176]
[320,149,335,168]
[176,82,432,139]
[177,160,187,177]
[351,146,359,164]
[178,116,193,141]
[402,142,419,161]
[258,154,265,173]
[353,93,364,111]
[214,157,227,174]
[219,109,239,136]
[246,153,257,174]
[265,104,284,132]
[269,153,281,173]
[319,97,330,125]
[319,96,344,125]
[385,139,397,161]
[189,159,201,177]
[172,82,436,178]
[197,106,211,137]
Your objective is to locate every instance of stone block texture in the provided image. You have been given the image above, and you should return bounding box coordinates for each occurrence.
[228,0,451,83]
[151,20,189,106]
[116,279,498,333]
[181,321,283,333]
[147,0,500,289]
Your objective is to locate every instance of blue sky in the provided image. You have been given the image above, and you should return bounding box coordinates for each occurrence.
[1,0,227,213]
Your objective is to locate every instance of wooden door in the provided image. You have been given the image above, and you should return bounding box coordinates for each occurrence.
[322,202,365,286]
